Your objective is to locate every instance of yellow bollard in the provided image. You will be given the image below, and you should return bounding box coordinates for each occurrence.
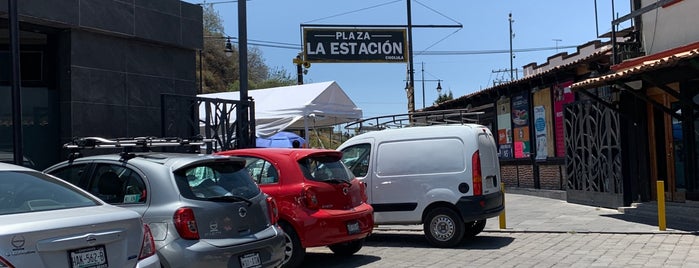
[657,181,666,231]
[499,182,506,229]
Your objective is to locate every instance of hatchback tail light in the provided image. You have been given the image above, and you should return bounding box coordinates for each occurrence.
[139,223,157,260]
[359,180,368,203]
[266,195,279,225]
[173,207,200,240]
[301,186,319,210]
[0,256,14,268]
[472,150,483,196]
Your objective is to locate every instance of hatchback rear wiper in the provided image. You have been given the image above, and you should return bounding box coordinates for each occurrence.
[206,195,253,206]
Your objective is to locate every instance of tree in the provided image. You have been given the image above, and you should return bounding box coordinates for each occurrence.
[198,4,295,94]
[434,90,454,105]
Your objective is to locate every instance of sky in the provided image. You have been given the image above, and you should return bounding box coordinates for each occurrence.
[185,0,631,118]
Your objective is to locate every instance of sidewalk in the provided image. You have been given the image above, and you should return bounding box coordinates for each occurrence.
[375,192,699,234]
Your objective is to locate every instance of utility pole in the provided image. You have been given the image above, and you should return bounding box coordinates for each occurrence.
[237,0,250,148]
[509,13,514,81]
[9,0,23,165]
[406,0,415,114]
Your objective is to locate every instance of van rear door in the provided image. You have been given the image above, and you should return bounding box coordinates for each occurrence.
[476,126,501,195]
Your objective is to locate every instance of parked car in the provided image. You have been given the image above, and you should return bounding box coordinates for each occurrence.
[216,148,374,268]
[0,162,159,268]
[44,137,286,268]
[337,125,504,248]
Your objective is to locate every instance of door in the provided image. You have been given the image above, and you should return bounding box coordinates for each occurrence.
[647,91,685,202]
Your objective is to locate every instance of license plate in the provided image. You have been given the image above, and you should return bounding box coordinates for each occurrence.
[347,221,360,235]
[69,245,108,268]
[239,252,261,268]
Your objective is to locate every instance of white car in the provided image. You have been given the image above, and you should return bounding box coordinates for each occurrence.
[0,162,159,268]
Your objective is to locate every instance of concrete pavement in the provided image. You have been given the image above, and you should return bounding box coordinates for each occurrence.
[376,191,699,234]
[304,192,699,267]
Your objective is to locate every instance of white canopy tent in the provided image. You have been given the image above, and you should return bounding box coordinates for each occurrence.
[198,81,362,141]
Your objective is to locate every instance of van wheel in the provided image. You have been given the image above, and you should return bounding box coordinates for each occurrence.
[279,222,305,268]
[328,238,364,256]
[463,219,487,239]
[423,208,464,248]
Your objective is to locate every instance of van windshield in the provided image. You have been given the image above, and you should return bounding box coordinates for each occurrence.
[298,156,352,184]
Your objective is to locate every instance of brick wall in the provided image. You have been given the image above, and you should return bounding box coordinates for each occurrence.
[539,165,564,190]
[500,163,565,190]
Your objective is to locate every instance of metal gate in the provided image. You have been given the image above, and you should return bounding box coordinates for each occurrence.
[160,94,256,152]
[564,100,623,208]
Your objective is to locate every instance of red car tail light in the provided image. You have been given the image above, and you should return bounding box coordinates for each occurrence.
[139,223,157,260]
[472,150,483,196]
[173,207,200,240]
[0,256,14,268]
[359,180,368,203]
[266,195,279,225]
[301,186,319,210]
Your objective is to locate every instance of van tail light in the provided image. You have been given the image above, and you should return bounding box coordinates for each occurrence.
[0,256,15,268]
[266,195,279,225]
[472,150,483,196]
[173,207,200,240]
[301,186,319,210]
[139,223,157,260]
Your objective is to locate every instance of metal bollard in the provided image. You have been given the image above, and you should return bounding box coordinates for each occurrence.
[499,183,506,229]
[657,181,666,231]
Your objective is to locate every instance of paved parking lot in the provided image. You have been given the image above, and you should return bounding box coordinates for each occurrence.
[302,193,699,267]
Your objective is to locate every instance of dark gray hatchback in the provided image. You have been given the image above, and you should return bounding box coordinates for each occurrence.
[44,138,285,268]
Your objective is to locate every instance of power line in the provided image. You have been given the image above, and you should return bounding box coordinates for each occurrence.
[212,35,579,56]
[418,45,579,55]
[305,0,402,23]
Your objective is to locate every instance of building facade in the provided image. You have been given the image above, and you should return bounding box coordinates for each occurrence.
[1,0,203,169]
[427,0,699,208]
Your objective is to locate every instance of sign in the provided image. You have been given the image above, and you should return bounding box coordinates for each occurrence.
[534,105,547,160]
[496,97,513,159]
[511,92,530,158]
[303,28,407,63]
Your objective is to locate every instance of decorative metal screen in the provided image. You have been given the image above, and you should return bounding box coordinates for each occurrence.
[161,94,255,152]
[564,100,623,203]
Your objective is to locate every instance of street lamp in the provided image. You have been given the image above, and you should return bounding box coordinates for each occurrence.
[224,37,234,57]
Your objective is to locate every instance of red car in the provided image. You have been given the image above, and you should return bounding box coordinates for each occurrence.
[216,148,374,268]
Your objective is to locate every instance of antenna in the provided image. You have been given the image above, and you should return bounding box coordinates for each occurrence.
[552,39,562,52]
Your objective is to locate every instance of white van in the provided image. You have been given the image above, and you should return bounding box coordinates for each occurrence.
[337,124,503,247]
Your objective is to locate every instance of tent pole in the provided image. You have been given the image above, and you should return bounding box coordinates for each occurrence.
[304,115,309,147]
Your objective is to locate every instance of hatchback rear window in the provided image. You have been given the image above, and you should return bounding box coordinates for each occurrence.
[174,163,260,200]
[298,156,352,183]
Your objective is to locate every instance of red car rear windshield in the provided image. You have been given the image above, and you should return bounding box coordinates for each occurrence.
[298,156,352,183]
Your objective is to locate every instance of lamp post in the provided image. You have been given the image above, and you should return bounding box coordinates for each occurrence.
[406,77,442,109]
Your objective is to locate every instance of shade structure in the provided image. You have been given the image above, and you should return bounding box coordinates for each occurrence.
[198,81,363,139]
[255,131,306,148]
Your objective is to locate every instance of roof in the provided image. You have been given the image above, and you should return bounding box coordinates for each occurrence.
[426,41,612,110]
[572,41,699,90]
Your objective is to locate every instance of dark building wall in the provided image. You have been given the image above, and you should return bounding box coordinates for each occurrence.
[2,0,203,49]
[65,30,197,139]
[1,0,202,166]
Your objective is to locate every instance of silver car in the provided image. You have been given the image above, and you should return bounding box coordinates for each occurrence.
[45,150,286,268]
[0,162,160,268]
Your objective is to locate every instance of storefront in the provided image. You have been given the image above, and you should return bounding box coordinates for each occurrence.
[572,41,699,202]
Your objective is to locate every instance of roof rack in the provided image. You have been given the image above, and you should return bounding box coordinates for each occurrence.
[64,136,214,162]
[344,108,484,133]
